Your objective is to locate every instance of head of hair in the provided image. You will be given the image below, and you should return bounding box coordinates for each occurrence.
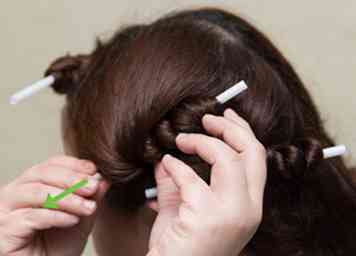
[45,7,356,255]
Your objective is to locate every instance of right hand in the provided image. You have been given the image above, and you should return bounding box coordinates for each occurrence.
[147,109,267,256]
[0,155,110,256]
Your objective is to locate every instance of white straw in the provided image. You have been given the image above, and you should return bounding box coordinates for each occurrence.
[145,187,158,199]
[322,145,347,159]
[216,80,248,104]
[9,75,56,105]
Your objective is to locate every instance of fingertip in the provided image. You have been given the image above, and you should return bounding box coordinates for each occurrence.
[175,133,189,145]
[64,213,80,225]
[161,153,175,167]
[223,108,239,120]
[161,154,179,174]
[146,200,159,212]
[202,113,214,121]
[201,114,220,132]
[154,160,170,181]
[93,179,110,203]
[80,160,97,174]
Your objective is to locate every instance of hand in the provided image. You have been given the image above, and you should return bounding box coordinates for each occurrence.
[0,155,110,256]
[147,108,267,256]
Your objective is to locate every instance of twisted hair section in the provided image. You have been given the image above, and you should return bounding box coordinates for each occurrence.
[267,138,324,180]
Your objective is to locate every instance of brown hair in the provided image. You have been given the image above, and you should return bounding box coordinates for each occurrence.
[45,7,356,255]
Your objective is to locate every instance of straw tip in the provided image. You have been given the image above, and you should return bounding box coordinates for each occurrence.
[323,144,347,159]
[145,187,157,199]
[9,96,18,105]
[239,80,248,89]
[339,144,347,154]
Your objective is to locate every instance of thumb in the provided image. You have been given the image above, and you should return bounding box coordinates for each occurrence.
[154,161,181,214]
[149,162,180,249]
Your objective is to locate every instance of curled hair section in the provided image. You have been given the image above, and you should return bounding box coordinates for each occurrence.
[45,54,91,95]
[267,138,324,180]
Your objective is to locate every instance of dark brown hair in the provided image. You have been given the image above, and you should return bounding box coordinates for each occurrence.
[45,7,356,255]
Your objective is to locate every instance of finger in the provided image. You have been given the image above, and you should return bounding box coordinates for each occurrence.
[224,110,268,205]
[149,162,180,247]
[154,161,180,213]
[161,154,212,209]
[203,111,267,205]
[18,165,100,197]
[223,108,253,131]
[202,114,257,153]
[4,183,97,216]
[175,133,237,165]
[146,200,159,212]
[6,208,79,238]
[175,133,248,198]
[46,155,97,175]
[20,208,79,230]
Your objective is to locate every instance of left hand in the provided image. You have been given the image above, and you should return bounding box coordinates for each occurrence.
[147,108,267,256]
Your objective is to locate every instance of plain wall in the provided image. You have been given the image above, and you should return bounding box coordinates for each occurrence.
[1,1,355,255]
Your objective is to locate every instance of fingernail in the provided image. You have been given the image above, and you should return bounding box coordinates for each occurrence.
[203,113,216,120]
[92,173,102,181]
[68,216,80,225]
[85,178,98,191]
[84,200,97,212]
[163,154,173,161]
[224,108,237,117]
[73,196,83,205]
[176,133,188,140]
[82,160,95,169]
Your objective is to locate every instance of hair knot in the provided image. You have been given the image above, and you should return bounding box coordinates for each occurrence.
[143,97,224,165]
[45,54,91,95]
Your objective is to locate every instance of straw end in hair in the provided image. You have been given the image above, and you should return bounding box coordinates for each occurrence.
[323,145,347,159]
[145,187,157,199]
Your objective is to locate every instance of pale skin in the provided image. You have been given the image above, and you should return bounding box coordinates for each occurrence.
[0,108,267,256]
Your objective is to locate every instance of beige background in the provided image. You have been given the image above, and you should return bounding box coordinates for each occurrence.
[1,1,355,255]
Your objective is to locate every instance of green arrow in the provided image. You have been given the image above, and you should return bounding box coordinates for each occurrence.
[43,179,88,209]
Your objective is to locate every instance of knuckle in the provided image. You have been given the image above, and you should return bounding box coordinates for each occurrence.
[256,142,267,154]
[26,163,49,177]
[69,194,84,207]
[242,120,252,130]
[22,165,39,177]
[253,207,263,225]
[28,183,50,203]
[213,137,226,148]
[183,169,199,184]
[63,173,84,188]
[21,208,34,222]
[230,216,250,232]
[204,136,221,149]
[49,209,60,220]
[217,153,241,169]
[254,212,263,226]
[219,205,256,232]
[250,141,266,157]
[47,154,66,164]
[235,212,261,232]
